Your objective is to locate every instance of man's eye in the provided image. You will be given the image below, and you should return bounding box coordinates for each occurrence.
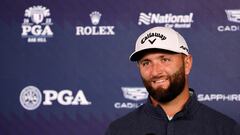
[161,58,170,62]
[142,61,150,66]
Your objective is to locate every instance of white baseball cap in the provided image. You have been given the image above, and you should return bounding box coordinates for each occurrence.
[129,27,189,61]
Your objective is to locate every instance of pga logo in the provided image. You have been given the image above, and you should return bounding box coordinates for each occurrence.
[22,25,53,37]
[43,90,91,105]
[21,5,53,43]
[20,86,91,110]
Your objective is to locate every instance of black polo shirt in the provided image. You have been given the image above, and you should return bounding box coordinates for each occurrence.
[105,89,240,135]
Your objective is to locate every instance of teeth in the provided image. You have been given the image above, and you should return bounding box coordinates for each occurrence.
[153,79,166,83]
[157,80,164,83]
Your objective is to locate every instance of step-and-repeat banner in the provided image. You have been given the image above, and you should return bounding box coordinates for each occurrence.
[0,0,240,135]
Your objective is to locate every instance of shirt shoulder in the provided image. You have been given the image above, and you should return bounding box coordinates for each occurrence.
[105,104,147,134]
[197,102,238,126]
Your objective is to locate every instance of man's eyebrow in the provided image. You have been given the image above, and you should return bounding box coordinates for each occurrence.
[138,59,148,63]
[139,55,167,62]
[138,58,150,64]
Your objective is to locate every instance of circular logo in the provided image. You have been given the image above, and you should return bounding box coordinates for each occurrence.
[20,86,42,110]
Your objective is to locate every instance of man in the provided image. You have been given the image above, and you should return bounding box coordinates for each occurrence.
[105,27,240,135]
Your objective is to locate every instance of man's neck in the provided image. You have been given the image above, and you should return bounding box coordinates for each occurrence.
[150,88,190,118]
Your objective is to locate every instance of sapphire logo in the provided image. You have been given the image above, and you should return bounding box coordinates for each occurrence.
[21,5,53,43]
[20,86,42,110]
[121,87,148,101]
[76,11,115,36]
[217,9,240,32]
[198,93,240,102]
[138,12,194,28]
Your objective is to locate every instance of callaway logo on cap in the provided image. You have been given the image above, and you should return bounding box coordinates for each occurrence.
[129,27,189,61]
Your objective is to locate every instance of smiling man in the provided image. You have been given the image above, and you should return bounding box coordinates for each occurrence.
[105,27,240,135]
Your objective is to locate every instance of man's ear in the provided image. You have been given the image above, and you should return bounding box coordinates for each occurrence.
[184,54,193,75]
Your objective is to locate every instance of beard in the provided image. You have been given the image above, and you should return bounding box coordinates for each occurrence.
[142,65,186,103]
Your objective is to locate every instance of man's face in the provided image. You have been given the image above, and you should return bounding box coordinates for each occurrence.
[137,50,191,103]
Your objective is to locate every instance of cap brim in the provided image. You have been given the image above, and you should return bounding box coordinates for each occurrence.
[129,48,180,61]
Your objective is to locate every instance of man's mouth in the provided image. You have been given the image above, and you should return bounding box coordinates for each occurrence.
[152,78,168,84]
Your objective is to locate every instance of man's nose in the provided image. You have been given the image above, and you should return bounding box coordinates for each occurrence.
[151,62,163,76]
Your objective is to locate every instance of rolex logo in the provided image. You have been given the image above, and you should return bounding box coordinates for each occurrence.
[76,11,115,36]
[90,11,102,25]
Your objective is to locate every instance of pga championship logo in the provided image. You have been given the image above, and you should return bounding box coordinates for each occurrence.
[76,11,115,36]
[21,5,53,43]
[114,87,148,109]
[20,86,91,110]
